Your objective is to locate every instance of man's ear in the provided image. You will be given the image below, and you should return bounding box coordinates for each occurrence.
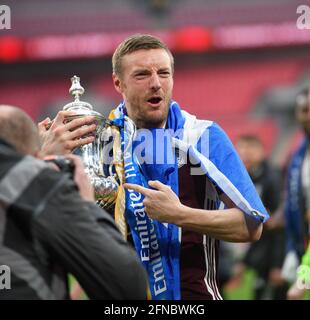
[112,73,122,94]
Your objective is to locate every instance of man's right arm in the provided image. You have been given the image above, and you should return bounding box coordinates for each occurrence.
[33,173,147,300]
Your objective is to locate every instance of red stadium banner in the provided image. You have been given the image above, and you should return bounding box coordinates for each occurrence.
[0,22,309,62]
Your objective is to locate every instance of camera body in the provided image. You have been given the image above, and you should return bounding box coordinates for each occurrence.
[44,156,75,178]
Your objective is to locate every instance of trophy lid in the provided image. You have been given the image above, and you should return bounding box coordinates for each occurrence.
[63,75,95,113]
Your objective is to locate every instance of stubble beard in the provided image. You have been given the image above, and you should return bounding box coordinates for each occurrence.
[134,98,170,129]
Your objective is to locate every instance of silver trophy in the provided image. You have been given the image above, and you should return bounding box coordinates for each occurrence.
[62,75,120,209]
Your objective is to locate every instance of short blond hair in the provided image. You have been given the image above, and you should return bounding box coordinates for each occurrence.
[112,34,174,77]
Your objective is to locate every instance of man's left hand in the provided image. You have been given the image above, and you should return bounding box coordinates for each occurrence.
[124,180,182,224]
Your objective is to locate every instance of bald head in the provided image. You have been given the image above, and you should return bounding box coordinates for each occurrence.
[0,105,41,155]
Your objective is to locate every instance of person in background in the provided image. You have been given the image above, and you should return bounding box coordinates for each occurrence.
[283,87,310,299]
[233,134,288,299]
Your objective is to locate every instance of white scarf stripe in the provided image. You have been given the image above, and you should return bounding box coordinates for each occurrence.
[203,235,217,300]
[210,238,223,300]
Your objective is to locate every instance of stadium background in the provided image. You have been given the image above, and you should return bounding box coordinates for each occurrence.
[1,0,309,299]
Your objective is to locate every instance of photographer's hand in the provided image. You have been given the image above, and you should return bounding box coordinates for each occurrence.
[65,154,95,202]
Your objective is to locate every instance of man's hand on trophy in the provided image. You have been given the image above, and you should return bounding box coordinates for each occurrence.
[38,110,97,156]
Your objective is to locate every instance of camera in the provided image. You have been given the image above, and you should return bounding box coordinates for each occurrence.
[44,156,75,178]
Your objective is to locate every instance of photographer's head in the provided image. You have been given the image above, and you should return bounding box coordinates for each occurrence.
[0,105,41,156]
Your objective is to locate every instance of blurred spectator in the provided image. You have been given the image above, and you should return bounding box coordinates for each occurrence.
[218,240,237,295]
[232,134,288,299]
[0,105,147,300]
[283,87,310,299]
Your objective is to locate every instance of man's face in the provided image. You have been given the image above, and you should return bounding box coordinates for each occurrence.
[296,92,310,136]
[236,140,265,171]
[113,48,173,128]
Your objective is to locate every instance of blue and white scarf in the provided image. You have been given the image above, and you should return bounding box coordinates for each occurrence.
[110,100,269,300]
